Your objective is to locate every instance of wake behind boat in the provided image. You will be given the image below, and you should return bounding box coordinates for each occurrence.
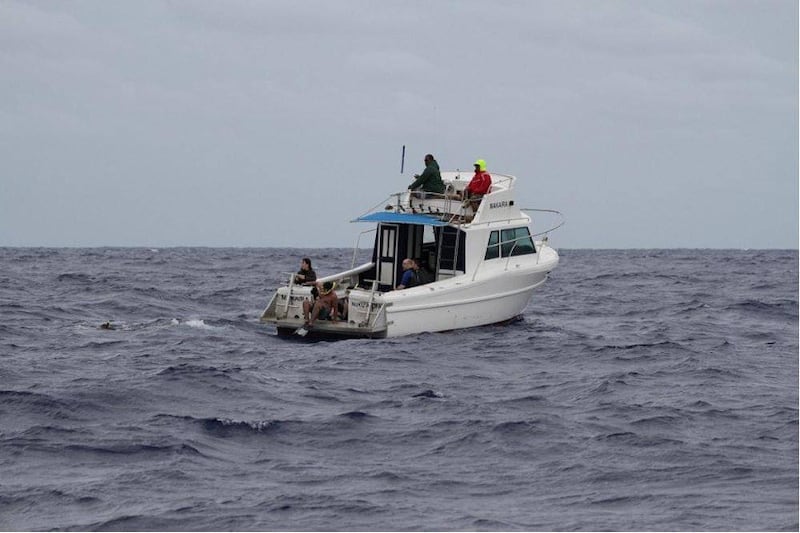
[260,169,563,339]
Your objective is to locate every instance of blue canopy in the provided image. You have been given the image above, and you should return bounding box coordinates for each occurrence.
[352,211,449,226]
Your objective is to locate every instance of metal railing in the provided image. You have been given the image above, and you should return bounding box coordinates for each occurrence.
[357,190,470,221]
[355,279,387,330]
[505,236,538,270]
[521,208,566,238]
[281,272,297,318]
[351,228,376,269]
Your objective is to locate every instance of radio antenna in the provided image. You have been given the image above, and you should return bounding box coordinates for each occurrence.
[400,145,406,174]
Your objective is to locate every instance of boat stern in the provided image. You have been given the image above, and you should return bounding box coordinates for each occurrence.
[261,284,389,339]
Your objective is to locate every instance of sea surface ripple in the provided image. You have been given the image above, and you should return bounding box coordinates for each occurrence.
[0,248,797,531]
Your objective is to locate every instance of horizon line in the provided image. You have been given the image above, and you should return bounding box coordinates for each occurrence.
[0,245,798,252]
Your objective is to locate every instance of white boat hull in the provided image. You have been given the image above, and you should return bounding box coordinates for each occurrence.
[361,246,555,337]
[380,275,547,337]
[262,245,558,339]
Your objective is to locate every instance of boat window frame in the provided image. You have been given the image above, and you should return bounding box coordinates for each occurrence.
[485,227,536,260]
[485,231,500,260]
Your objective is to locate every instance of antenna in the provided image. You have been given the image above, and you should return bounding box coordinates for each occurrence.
[400,145,406,174]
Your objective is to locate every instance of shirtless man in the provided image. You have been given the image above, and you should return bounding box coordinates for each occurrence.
[303,281,338,327]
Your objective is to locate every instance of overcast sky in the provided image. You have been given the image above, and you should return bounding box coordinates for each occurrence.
[1,0,797,248]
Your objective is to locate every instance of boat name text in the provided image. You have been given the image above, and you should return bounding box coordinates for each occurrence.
[350,301,383,311]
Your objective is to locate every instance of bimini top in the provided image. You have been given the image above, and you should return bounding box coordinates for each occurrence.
[352,212,449,226]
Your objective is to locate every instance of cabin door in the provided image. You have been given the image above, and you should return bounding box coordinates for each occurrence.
[376,224,399,289]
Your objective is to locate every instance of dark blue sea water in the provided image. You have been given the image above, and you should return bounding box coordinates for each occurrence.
[1,248,797,531]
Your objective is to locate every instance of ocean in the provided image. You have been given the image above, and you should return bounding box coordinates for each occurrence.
[1,247,797,531]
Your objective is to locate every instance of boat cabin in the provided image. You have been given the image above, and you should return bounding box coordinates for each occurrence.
[351,171,537,291]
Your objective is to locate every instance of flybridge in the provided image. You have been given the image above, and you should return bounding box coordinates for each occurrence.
[352,172,526,228]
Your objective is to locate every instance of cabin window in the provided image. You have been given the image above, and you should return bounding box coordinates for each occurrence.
[423,225,435,245]
[485,231,500,260]
[502,227,535,256]
[485,227,535,260]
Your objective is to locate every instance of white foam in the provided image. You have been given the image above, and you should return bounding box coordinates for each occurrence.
[184,319,214,330]
[170,318,215,329]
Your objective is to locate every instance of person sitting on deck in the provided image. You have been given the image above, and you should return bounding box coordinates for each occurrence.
[413,259,435,285]
[395,259,417,290]
[408,154,445,198]
[303,281,338,327]
[395,258,433,290]
[294,257,317,285]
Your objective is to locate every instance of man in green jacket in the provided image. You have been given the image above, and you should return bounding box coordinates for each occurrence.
[408,154,445,196]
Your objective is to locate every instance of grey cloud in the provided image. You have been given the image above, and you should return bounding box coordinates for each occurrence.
[0,0,796,248]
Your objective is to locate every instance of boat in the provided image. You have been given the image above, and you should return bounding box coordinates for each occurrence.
[260,170,563,339]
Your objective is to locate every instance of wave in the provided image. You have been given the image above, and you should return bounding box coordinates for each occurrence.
[1,431,203,460]
[471,518,520,529]
[154,364,243,383]
[62,442,202,457]
[338,410,373,420]
[725,299,798,319]
[579,271,704,284]
[491,420,539,434]
[630,414,682,427]
[152,410,379,442]
[74,339,128,350]
[56,273,94,283]
[412,389,443,399]
[590,340,689,356]
[594,431,686,447]
[201,417,285,435]
[0,489,101,512]
[492,394,549,409]
[0,389,78,418]
[82,514,188,532]
[170,318,222,330]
